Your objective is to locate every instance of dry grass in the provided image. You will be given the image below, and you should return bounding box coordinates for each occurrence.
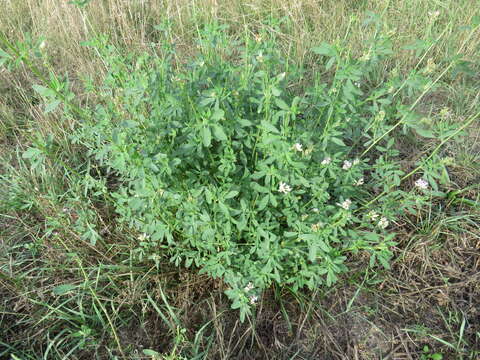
[1,0,478,71]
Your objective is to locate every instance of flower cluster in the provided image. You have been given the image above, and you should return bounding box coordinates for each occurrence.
[415,178,429,190]
[378,217,389,229]
[278,182,292,194]
[244,283,259,305]
[337,199,352,210]
[321,157,331,165]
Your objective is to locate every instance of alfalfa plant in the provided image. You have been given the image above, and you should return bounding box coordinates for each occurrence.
[10,21,470,321]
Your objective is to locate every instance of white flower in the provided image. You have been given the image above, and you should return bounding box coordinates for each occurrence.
[343,160,352,170]
[244,282,254,292]
[367,211,379,221]
[321,157,331,165]
[293,143,303,152]
[278,182,292,194]
[244,283,259,304]
[354,177,364,186]
[337,199,352,210]
[311,222,322,232]
[378,217,389,229]
[138,233,149,241]
[312,208,319,213]
[415,178,429,190]
[353,158,360,166]
[39,41,46,50]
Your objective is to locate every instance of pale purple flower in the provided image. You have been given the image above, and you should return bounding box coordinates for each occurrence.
[278,182,292,194]
[378,217,389,229]
[244,282,254,292]
[244,283,258,304]
[293,143,303,152]
[138,233,149,241]
[337,199,352,210]
[321,157,331,165]
[367,211,379,221]
[354,178,364,186]
[415,178,429,190]
[343,160,352,170]
[311,222,322,232]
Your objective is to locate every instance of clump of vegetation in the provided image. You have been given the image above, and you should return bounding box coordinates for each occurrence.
[16,22,464,320]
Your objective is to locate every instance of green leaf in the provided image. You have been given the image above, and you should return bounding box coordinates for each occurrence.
[260,120,279,134]
[119,120,138,128]
[402,39,429,51]
[308,243,317,262]
[275,98,290,111]
[257,194,269,211]
[271,86,281,97]
[269,193,277,207]
[402,39,429,57]
[251,182,269,193]
[331,137,346,146]
[53,284,77,295]
[143,349,161,356]
[212,124,228,141]
[0,48,12,66]
[44,99,61,114]
[22,147,42,159]
[312,43,336,57]
[32,84,55,98]
[251,171,265,180]
[201,126,212,147]
[225,190,239,199]
[325,56,336,70]
[414,127,435,138]
[69,0,94,7]
[378,254,391,269]
[317,239,330,252]
[218,202,230,217]
[472,15,480,27]
[211,108,225,121]
[238,119,253,127]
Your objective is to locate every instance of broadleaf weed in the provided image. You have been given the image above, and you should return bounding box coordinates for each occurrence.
[11,22,472,321]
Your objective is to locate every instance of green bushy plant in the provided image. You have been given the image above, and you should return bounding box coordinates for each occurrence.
[23,23,460,320]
